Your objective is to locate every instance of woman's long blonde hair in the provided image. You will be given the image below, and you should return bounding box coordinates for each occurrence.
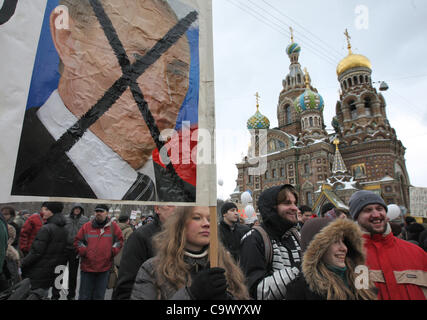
[153,206,249,300]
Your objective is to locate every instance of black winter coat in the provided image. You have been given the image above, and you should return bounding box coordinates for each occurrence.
[218,220,250,262]
[21,213,68,289]
[284,275,324,300]
[239,185,302,300]
[112,214,161,300]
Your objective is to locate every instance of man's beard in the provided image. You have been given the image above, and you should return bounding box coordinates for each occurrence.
[359,218,387,235]
[96,215,106,223]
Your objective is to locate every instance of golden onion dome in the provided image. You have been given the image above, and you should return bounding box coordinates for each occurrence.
[337,29,372,76]
[337,53,371,76]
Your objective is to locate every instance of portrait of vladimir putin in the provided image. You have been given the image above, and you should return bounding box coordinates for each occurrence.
[11,0,197,202]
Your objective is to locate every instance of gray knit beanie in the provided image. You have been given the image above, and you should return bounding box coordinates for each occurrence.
[349,190,387,220]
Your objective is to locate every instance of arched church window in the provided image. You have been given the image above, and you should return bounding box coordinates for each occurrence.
[360,75,364,84]
[349,99,357,119]
[297,74,301,84]
[285,105,292,124]
[354,76,358,85]
[364,97,372,115]
[309,117,313,127]
[348,78,352,87]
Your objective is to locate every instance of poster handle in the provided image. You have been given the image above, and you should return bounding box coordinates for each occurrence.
[209,206,218,267]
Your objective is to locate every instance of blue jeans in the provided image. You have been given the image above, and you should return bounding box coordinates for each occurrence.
[78,271,109,300]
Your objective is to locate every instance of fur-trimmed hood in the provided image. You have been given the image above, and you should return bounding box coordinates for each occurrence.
[302,218,373,299]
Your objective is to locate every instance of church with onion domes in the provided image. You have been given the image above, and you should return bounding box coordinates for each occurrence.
[232,29,411,215]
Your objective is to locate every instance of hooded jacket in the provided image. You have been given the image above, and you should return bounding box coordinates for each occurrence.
[286,218,377,300]
[19,213,44,254]
[239,185,301,300]
[363,223,427,300]
[21,213,68,289]
[65,204,89,250]
[74,218,123,273]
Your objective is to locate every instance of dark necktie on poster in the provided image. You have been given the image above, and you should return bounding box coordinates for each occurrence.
[122,173,155,201]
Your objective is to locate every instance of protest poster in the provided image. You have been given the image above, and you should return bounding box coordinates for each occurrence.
[0,0,216,206]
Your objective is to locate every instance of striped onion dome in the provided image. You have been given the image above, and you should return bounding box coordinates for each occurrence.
[286,42,301,56]
[294,88,324,113]
[294,68,324,113]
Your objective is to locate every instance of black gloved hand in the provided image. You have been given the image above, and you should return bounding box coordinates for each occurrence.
[188,267,227,300]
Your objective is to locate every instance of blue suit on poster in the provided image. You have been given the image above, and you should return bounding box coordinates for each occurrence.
[12,0,199,202]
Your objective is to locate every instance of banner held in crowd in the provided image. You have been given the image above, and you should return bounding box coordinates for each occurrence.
[0,0,216,207]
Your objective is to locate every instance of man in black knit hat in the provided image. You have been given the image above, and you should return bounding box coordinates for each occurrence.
[218,202,250,262]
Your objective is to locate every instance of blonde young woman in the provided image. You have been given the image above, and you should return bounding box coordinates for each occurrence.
[131,206,249,300]
[285,218,377,300]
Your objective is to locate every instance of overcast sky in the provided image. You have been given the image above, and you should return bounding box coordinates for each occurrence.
[211,0,427,200]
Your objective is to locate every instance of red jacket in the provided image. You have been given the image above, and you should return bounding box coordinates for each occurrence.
[363,227,427,300]
[74,219,123,273]
[19,213,44,254]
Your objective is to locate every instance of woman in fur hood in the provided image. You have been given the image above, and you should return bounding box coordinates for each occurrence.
[285,218,377,300]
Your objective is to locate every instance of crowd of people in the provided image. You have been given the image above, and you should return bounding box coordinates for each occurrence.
[0,185,426,300]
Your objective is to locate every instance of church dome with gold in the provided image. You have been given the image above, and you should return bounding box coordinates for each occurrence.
[337,29,372,76]
[247,93,270,130]
[337,53,371,76]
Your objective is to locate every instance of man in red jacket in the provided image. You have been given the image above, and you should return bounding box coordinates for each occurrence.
[349,190,427,300]
[19,209,47,256]
[74,204,123,300]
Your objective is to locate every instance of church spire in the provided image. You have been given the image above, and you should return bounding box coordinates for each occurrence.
[332,138,347,174]
[303,68,311,89]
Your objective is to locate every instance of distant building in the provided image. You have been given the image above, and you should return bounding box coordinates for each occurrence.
[232,30,411,213]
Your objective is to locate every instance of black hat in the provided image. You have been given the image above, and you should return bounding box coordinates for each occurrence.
[221,202,238,215]
[41,202,64,214]
[405,216,416,225]
[94,204,109,212]
[118,212,130,222]
[320,203,335,217]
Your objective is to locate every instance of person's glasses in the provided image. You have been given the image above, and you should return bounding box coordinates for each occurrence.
[95,210,106,213]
